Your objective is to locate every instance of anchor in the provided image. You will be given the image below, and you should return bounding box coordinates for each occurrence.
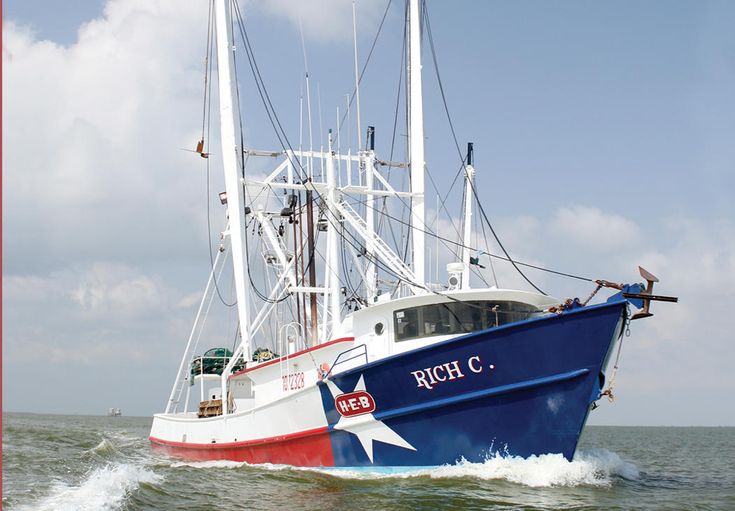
[623,266,679,320]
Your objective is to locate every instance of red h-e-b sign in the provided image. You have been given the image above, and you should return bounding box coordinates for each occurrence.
[335,391,376,417]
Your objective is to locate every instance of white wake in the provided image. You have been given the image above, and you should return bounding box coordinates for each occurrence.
[166,448,639,488]
[310,448,639,487]
[21,463,162,511]
[169,459,249,469]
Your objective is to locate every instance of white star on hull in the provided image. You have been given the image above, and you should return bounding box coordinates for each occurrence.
[325,375,416,463]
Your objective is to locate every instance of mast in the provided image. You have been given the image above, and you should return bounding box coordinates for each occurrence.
[305,189,318,345]
[461,143,475,289]
[408,0,426,286]
[326,131,341,334]
[365,127,377,302]
[213,0,251,404]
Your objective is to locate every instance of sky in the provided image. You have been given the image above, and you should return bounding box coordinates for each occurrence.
[3,0,734,426]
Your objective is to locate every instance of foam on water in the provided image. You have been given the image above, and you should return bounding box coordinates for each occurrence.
[307,448,639,487]
[165,449,638,488]
[20,463,163,511]
[169,459,250,469]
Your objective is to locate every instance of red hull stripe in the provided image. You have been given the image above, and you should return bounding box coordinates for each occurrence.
[150,426,334,466]
[228,337,354,378]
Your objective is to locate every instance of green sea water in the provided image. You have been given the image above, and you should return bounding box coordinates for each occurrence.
[2,413,734,510]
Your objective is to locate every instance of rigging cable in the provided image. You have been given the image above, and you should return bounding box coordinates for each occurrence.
[338,0,394,133]
[246,222,291,304]
[230,1,594,310]
[343,193,595,283]
[476,192,499,286]
[376,12,409,295]
[200,0,214,143]
[231,2,291,307]
[216,2,531,338]
[233,2,308,183]
[422,0,547,295]
[236,0,413,290]
[233,3,394,308]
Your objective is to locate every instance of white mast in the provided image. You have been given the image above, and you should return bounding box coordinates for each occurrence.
[408,0,426,286]
[461,143,475,289]
[365,134,377,302]
[326,131,341,333]
[214,0,251,403]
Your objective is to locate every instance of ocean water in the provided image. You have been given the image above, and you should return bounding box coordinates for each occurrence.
[2,413,734,510]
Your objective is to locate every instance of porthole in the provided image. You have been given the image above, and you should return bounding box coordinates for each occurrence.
[374,322,385,335]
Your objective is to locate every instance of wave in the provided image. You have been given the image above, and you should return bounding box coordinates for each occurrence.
[19,463,162,511]
[169,459,249,469]
[307,448,639,487]
[165,448,638,488]
[86,438,119,457]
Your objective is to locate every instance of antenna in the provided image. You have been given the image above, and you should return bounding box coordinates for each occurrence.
[318,83,324,177]
[336,107,342,186]
[345,94,352,186]
[367,125,375,151]
[299,84,304,161]
[352,0,363,151]
[300,22,317,342]
[436,196,440,282]
[299,21,314,179]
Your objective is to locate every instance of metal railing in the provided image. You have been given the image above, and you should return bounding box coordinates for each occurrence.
[323,344,368,380]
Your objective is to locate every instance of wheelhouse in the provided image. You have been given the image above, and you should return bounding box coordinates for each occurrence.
[346,289,560,359]
[393,300,540,342]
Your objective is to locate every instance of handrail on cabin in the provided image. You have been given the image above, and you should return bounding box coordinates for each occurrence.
[323,344,368,380]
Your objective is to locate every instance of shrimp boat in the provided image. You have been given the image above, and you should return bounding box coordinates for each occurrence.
[149,0,676,467]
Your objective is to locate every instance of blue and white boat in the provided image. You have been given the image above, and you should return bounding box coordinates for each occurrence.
[150,0,675,467]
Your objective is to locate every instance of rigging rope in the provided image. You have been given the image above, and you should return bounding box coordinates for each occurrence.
[343,194,596,283]
[232,3,433,308]
[376,3,408,261]
[338,0,394,134]
[422,0,547,295]
[228,0,596,314]
[231,2,459,302]
[200,1,214,143]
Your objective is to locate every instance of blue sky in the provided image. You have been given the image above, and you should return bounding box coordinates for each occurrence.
[3,0,734,425]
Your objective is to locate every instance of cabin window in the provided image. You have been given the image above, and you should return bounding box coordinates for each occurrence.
[393,301,537,342]
[375,322,385,335]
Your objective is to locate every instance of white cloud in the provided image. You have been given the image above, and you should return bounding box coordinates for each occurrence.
[71,262,168,317]
[255,0,386,42]
[2,3,208,274]
[176,290,204,309]
[550,205,641,250]
[430,204,735,425]
[2,263,187,369]
[468,207,735,424]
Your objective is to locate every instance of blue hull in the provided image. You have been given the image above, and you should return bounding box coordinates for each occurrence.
[318,301,626,466]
